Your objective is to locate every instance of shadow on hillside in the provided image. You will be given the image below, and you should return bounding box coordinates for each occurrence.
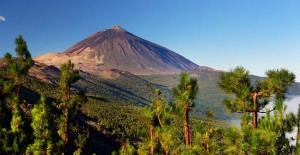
[81,78,150,106]
[76,110,120,154]
[21,86,57,104]
[21,86,120,154]
[87,95,109,102]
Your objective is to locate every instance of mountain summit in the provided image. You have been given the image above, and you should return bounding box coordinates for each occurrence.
[34,25,199,75]
[110,25,126,32]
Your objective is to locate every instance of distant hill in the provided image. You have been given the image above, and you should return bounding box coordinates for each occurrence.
[34,25,199,75]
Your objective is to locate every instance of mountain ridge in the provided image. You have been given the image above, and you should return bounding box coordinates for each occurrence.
[34,25,200,75]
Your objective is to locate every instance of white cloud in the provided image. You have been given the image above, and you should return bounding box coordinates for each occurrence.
[0,16,6,21]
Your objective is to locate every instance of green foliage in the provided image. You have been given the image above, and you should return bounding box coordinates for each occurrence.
[173,72,199,146]
[157,125,182,154]
[0,128,27,154]
[0,35,35,154]
[173,72,199,111]
[2,37,300,155]
[266,69,296,99]
[141,70,231,120]
[218,66,295,129]
[222,127,245,154]
[10,107,22,133]
[26,94,53,155]
[76,70,171,107]
[119,139,135,155]
[218,66,251,94]
[59,60,80,99]
[57,60,81,154]
[81,99,146,138]
[5,35,34,96]
[0,80,28,154]
[73,132,87,155]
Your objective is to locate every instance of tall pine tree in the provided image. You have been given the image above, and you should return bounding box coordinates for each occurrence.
[58,60,79,153]
[26,94,53,155]
[173,72,199,146]
[5,35,34,97]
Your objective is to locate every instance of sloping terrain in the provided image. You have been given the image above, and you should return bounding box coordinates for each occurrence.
[27,61,171,106]
[141,69,300,120]
[34,25,199,75]
[0,60,228,154]
[27,61,231,119]
[3,58,300,120]
[141,70,230,119]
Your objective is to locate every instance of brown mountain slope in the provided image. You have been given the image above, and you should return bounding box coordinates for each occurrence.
[34,25,199,75]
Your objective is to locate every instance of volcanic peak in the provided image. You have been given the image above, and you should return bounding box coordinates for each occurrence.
[34,25,199,75]
[110,25,126,32]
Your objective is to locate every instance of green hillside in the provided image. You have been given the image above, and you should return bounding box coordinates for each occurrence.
[141,69,300,120]
[27,62,300,121]
[0,68,229,154]
[2,60,300,154]
[140,70,228,119]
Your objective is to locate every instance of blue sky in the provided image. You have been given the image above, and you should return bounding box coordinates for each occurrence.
[0,0,299,81]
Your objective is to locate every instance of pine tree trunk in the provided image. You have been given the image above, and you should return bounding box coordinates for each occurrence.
[184,105,189,146]
[252,111,257,129]
[158,114,163,127]
[150,124,154,154]
[206,141,209,153]
[297,122,300,145]
[165,150,169,155]
[65,106,69,147]
[67,86,70,101]
[252,94,258,129]
[17,83,21,97]
[65,86,70,150]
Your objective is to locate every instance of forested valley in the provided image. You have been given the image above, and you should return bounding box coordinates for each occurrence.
[1,36,300,155]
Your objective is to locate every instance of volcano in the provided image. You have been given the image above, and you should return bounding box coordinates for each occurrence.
[34,25,199,75]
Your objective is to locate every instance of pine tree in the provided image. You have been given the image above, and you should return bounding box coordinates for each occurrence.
[0,35,32,154]
[152,89,165,128]
[119,139,135,155]
[8,94,23,133]
[0,91,26,154]
[204,111,214,153]
[173,72,198,146]
[73,132,87,155]
[58,60,79,152]
[139,85,182,154]
[26,94,53,155]
[5,35,34,97]
[0,77,12,128]
[141,85,163,154]
[158,127,174,155]
[272,98,295,153]
[74,90,87,114]
[295,104,300,154]
[218,67,295,129]
[223,127,245,154]
[141,102,156,154]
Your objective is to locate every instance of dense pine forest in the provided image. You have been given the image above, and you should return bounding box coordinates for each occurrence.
[1,36,300,155]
